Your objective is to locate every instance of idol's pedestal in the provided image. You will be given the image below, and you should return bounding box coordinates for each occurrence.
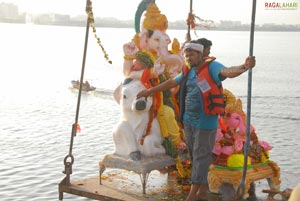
[208,160,281,199]
[99,153,187,194]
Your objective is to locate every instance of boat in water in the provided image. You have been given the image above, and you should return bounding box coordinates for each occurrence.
[71,80,96,92]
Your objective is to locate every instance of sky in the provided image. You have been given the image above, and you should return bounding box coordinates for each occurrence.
[2,0,300,25]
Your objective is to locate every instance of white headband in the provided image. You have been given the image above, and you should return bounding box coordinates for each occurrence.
[183,43,204,52]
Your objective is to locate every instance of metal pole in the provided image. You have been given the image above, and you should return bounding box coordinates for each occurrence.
[73,0,91,136]
[236,0,257,200]
[186,0,193,42]
[59,1,91,200]
[62,0,91,185]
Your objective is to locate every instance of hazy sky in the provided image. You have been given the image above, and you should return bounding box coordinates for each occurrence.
[2,0,300,25]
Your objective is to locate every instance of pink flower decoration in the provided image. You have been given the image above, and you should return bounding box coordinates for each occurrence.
[213,144,222,155]
[215,129,223,142]
[222,146,234,155]
[234,139,244,152]
[259,141,273,151]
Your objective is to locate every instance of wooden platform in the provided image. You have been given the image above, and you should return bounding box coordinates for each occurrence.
[59,154,300,201]
[59,169,300,201]
[60,169,188,201]
[59,153,190,200]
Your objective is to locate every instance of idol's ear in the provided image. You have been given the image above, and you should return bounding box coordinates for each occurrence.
[122,78,133,85]
[113,83,122,104]
[113,78,133,104]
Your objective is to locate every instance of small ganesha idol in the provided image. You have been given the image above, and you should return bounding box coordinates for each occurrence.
[212,89,273,168]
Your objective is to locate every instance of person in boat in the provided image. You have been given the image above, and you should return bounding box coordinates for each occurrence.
[84,81,90,88]
[137,40,256,201]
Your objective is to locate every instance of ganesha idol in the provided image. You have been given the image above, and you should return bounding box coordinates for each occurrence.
[212,89,273,167]
[208,89,281,199]
[112,2,187,167]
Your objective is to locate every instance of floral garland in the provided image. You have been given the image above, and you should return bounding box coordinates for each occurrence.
[140,69,190,179]
[135,50,156,68]
[186,12,215,38]
[186,13,215,30]
[140,69,162,145]
[86,0,112,64]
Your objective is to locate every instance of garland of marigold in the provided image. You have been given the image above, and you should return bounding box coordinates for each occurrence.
[140,69,161,111]
[138,49,191,178]
[141,69,190,178]
[86,0,112,64]
[140,104,155,145]
[175,156,190,178]
[140,69,161,145]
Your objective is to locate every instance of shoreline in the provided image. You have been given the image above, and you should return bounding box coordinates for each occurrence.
[1,21,300,32]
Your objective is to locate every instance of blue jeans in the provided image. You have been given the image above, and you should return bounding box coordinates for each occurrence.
[184,124,217,184]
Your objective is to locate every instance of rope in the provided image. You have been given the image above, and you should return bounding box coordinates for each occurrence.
[236,0,257,200]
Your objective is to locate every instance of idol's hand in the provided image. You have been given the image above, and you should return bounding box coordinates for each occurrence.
[123,41,138,56]
[152,58,165,76]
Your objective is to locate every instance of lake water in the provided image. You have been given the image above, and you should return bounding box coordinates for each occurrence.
[0,23,300,200]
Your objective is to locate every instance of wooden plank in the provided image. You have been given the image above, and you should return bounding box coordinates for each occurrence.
[59,166,300,200]
[67,170,188,201]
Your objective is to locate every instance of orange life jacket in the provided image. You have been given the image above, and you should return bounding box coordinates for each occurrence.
[181,57,225,116]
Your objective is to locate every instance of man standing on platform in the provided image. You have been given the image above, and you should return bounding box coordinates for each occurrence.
[137,40,256,201]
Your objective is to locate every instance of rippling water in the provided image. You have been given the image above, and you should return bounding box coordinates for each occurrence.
[0,23,300,200]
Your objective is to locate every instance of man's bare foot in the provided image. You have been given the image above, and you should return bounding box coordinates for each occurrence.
[185,184,200,201]
[195,185,209,201]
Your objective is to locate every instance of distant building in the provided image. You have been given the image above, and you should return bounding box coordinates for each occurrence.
[0,2,298,31]
[0,2,18,18]
[0,2,25,23]
[32,13,70,25]
[219,20,242,28]
[53,14,70,25]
